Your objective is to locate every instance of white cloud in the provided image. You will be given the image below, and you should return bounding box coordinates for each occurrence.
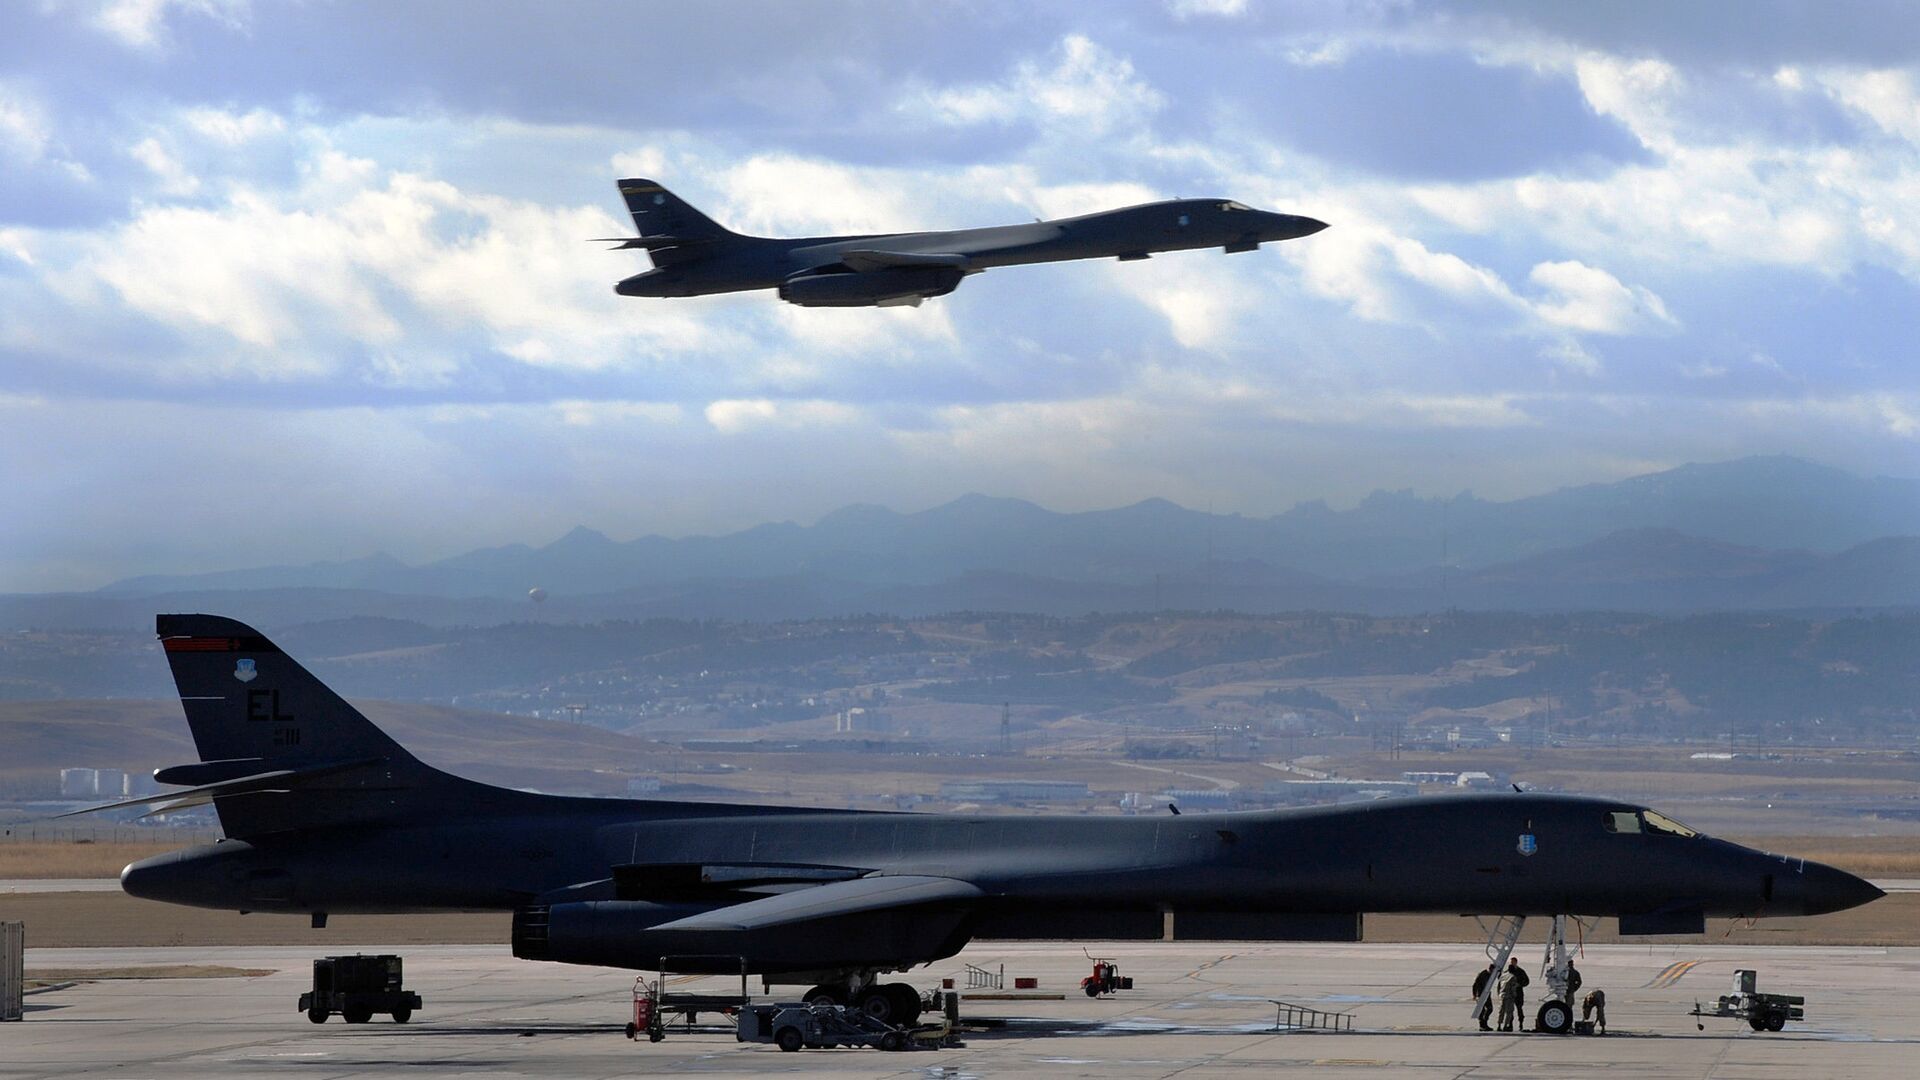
[0,87,50,162]
[704,398,863,434]
[129,136,199,195]
[83,0,248,50]
[908,34,1165,135]
[0,228,33,266]
[1820,68,1920,145]
[181,106,285,145]
[554,400,685,427]
[1526,260,1675,335]
[1169,0,1248,18]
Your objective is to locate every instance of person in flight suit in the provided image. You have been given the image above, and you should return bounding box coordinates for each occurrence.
[1471,962,1497,1030]
[1497,957,1531,1032]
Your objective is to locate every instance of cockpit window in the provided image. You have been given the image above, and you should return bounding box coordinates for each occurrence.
[1220,201,1252,212]
[1603,809,1699,837]
[1641,810,1699,838]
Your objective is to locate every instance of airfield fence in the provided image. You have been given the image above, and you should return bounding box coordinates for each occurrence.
[0,825,219,845]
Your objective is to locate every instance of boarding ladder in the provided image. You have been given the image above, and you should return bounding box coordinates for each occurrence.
[964,963,1004,990]
[1469,914,1526,1021]
[1271,999,1355,1032]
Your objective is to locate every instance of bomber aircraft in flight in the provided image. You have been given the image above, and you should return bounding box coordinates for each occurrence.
[104,615,1880,1030]
[601,178,1328,307]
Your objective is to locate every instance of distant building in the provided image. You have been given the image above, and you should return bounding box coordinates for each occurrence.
[940,780,1090,803]
[1454,771,1499,789]
[1263,780,1418,805]
[95,769,128,798]
[836,707,892,733]
[1401,770,1459,785]
[625,776,663,796]
[60,768,98,798]
[1162,788,1237,808]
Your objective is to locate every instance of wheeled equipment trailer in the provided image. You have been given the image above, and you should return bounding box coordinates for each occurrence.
[1080,950,1135,998]
[298,954,422,1024]
[738,1002,907,1052]
[1690,969,1804,1032]
[627,955,751,1043]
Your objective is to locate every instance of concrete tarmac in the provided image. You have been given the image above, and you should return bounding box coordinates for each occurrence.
[9,940,1917,1079]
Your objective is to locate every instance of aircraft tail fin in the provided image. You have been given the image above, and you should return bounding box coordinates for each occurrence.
[153,614,453,838]
[617,178,739,244]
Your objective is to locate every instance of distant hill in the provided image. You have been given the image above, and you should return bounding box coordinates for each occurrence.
[1,455,1912,625]
[0,698,666,798]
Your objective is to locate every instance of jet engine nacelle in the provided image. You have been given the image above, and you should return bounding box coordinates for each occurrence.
[513,899,974,974]
[778,267,964,307]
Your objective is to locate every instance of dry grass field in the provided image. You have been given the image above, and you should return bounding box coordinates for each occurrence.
[1732,835,1920,876]
[0,839,187,878]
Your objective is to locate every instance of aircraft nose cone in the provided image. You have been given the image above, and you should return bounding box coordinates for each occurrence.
[1798,860,1884,915]
[1267,213,1328,241]
[1295,216,1330,236]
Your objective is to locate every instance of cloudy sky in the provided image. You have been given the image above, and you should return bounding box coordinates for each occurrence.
[4,0,1919,591]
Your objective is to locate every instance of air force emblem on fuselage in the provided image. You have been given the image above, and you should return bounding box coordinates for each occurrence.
[234,658,257,683]
[1518,833,1538,857]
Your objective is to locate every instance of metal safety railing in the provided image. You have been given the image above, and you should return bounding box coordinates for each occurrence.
[964,963,1004,990]
[1270,999,1353,1032]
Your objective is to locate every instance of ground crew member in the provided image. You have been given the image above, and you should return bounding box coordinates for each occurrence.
[1582,988,1606,1034]
[1470,962,1497,1030]
[1497,957,1530,1032]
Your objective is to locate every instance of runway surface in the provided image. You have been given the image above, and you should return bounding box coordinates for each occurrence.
[9,940,1918,1078]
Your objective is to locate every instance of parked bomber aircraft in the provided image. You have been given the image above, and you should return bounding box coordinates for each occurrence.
[602,178,1328,307]
[110,615,1880,1025]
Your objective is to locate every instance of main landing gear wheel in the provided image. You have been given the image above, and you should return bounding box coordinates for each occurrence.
[1535,999,1572,1035]
[857,983,920,1023]
[803,983,847,1008]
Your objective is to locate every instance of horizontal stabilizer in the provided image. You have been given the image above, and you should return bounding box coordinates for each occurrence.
[838,249,969,273]
[589,235,703,251]
[56,756,381,818]
[650,874,981,933]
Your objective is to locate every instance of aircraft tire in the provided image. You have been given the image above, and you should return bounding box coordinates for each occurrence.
[884,983,921,1022]
[803,984,847,1008]
[1534,1000,1571,1035]
[856,987,895,1022]
[776,1026,804,1052]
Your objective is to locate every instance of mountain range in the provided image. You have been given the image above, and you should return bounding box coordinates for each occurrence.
[7,456,1917,628]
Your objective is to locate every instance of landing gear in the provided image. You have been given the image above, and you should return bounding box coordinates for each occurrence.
[802,983,848,1008]
[1535,999,1572,1035]
[855,982,922,1024]
[1470,913,1590,1035]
